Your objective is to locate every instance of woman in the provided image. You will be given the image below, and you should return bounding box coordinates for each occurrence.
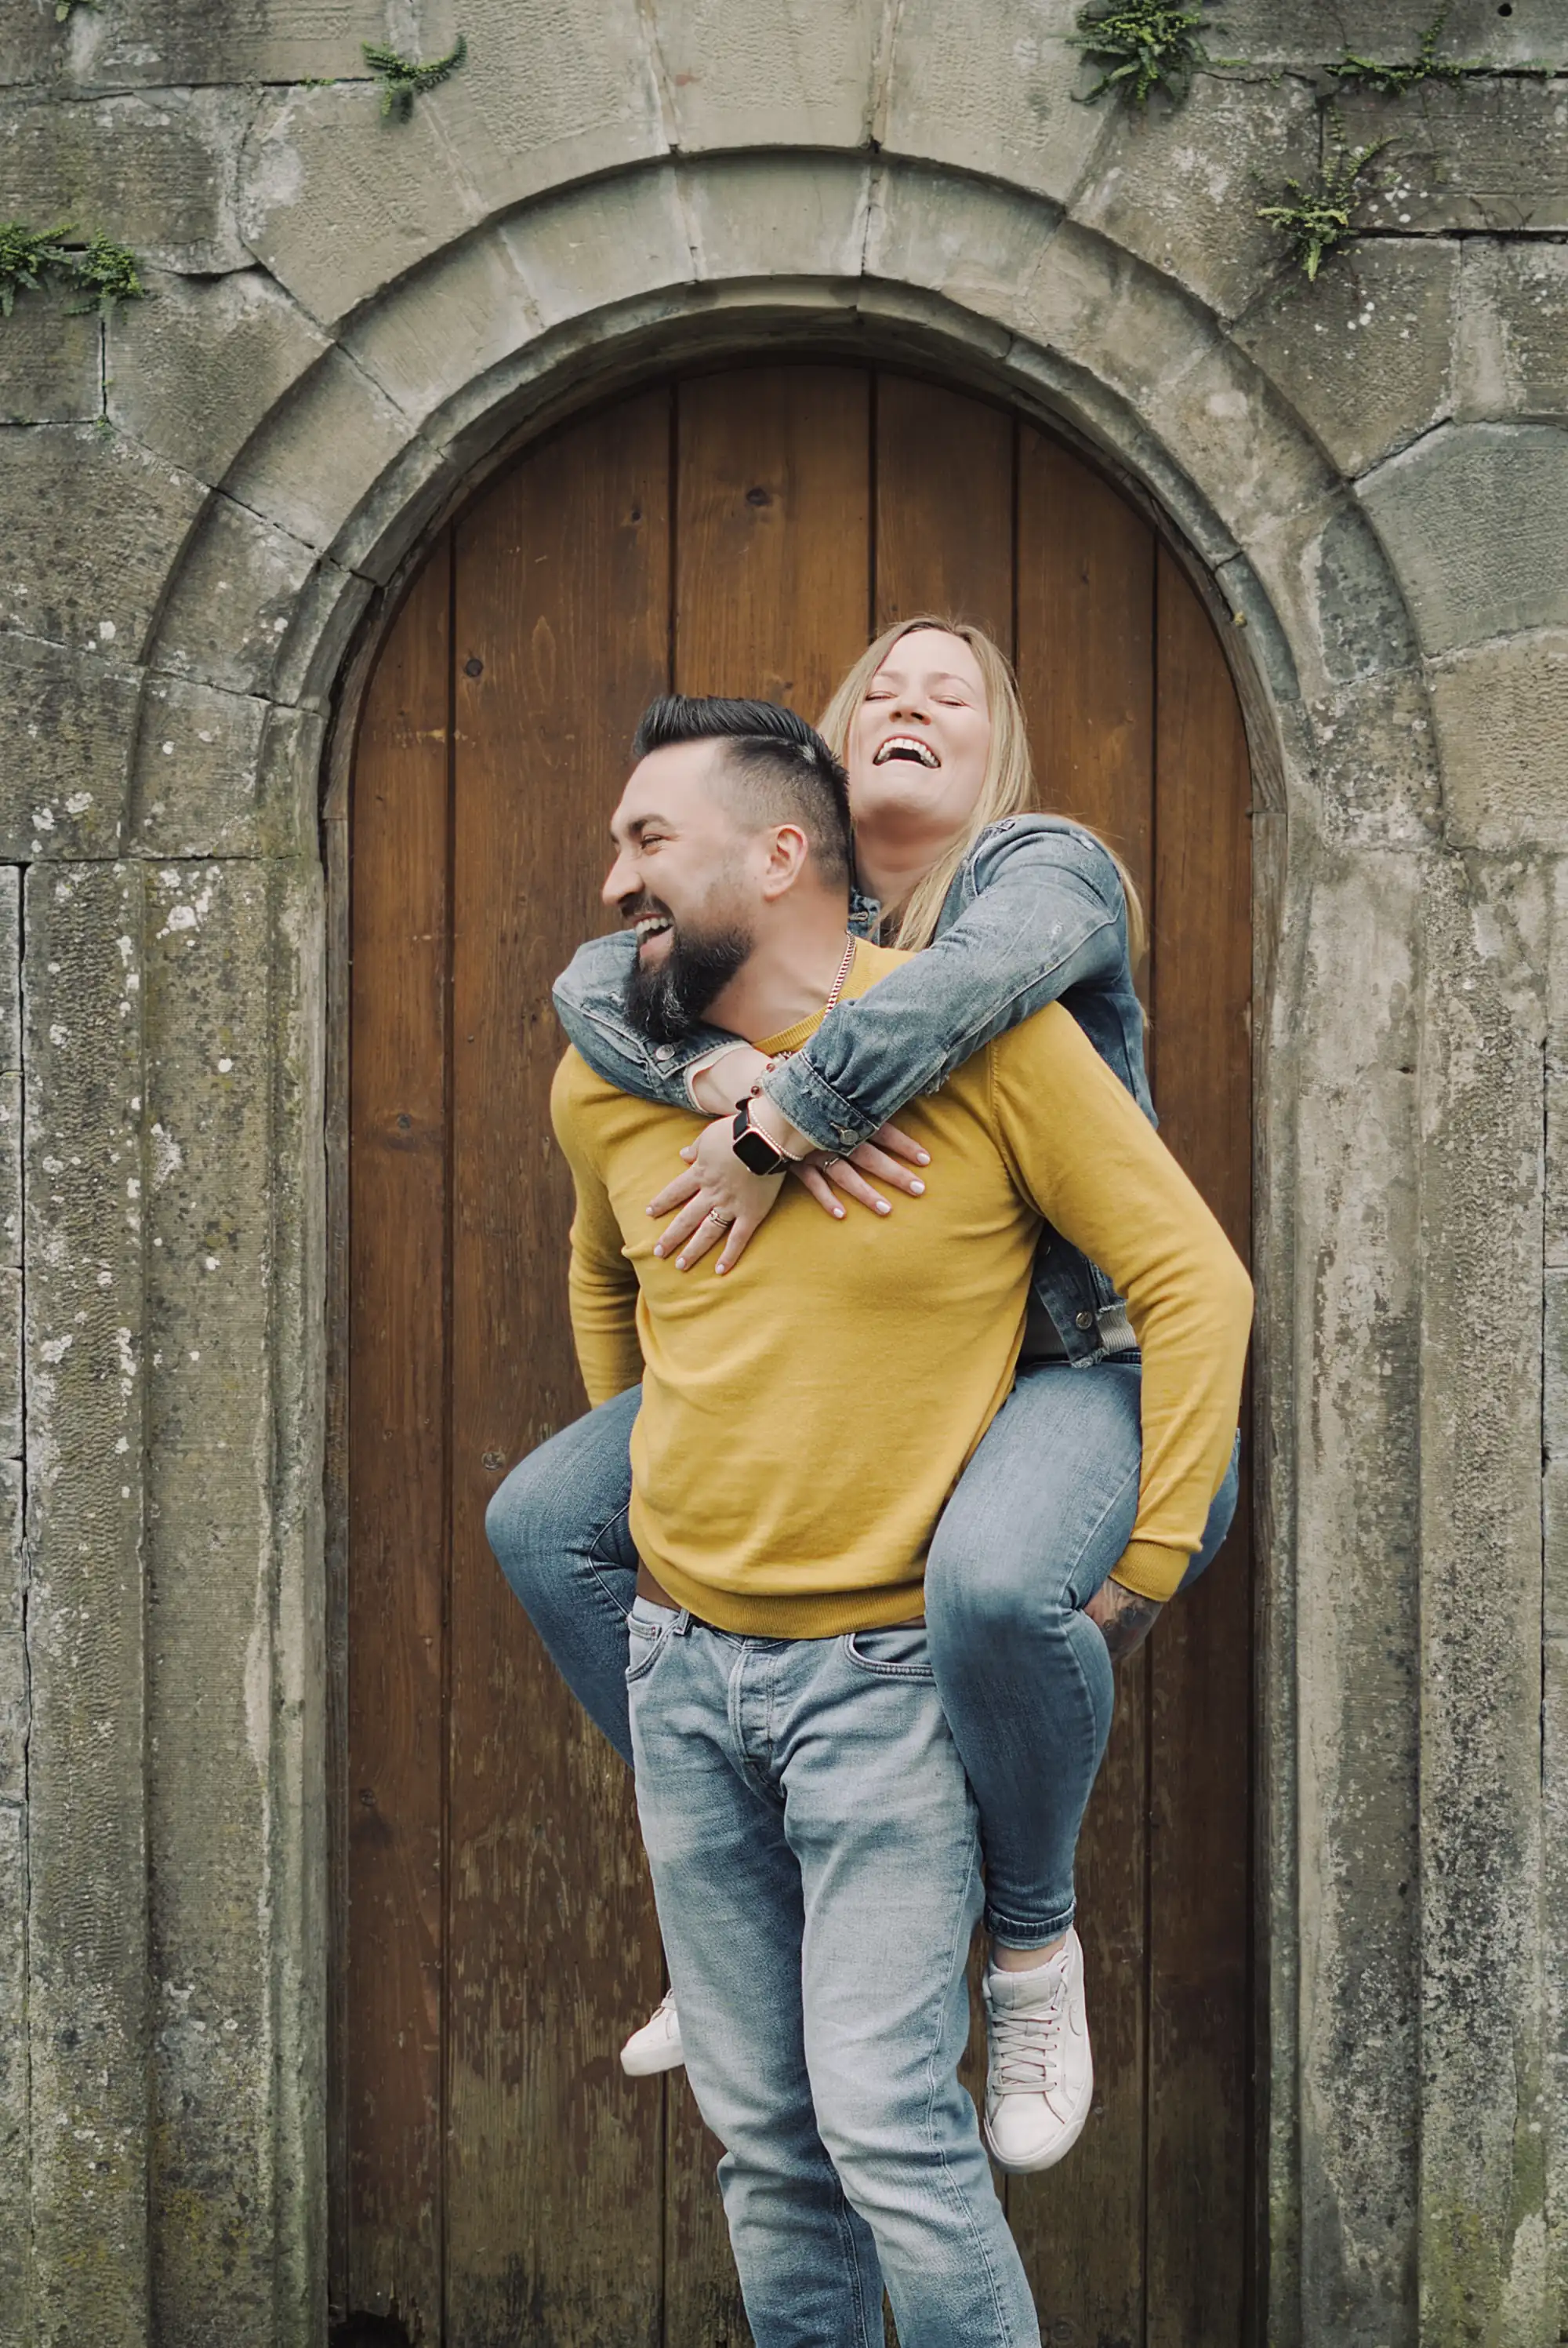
[488,616,1242,2173]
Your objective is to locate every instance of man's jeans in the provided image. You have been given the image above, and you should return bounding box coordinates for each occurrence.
[626,1598,1040,2348]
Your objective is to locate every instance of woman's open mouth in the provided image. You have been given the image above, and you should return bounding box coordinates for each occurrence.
[873,734,940,769]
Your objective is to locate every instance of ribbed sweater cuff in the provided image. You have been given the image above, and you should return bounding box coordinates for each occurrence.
[1109,1538,1190,1605]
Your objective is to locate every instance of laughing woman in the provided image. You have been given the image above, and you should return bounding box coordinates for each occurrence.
[486,617,1245,2175]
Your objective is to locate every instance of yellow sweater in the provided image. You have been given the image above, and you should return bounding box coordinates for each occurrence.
[551,940,1252,1632]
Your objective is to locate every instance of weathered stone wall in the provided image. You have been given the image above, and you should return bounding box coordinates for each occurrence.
[0,2,1564,2342]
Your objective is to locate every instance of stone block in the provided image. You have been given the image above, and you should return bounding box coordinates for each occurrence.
[1342,75,1568,235]
[0,1790,25,2320]
[0,862,16,1072]
[1454,236,1568,422]
[0,1456,20,1801]
[1219,2,1561,67]
[0,424,205,658]
[1306,666,1441,848]
[1237,235,1460,478]
[419,0,665,216]
[0,0,65,87]
[862,162,1060,341]
[0,633,140,858]
[502,168,694,335]
[273,556,372,712]
[330,433,459,584]
[0,296,100,423]
[340,226,540,431]
[0,92,252,274]
[239,84,483,329]
[223,344,412,556]
[107,268,330,483]
[1429,627,1568,849]
[1357,422,1568,655]
[1229,490,1420,707]
[126,674,281,860]
[150,492,316,698]
[0,1070,18,1268]
[1074,71,1322,322]
[1144,333,1339,541]
[879,0,1107,205]
[71,0,397,87]
[684,153,872,286]
[651,0,874,151]
[1550,1269,1568,1640]
[143,859,286,2339]
[24,859,151,2343]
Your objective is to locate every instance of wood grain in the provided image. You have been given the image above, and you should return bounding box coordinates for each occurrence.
[874,373,1014,649]
[675,365,870,723]
[346,542,453,2336]
[1145,543,1254,2348]
[444,394,671,2347]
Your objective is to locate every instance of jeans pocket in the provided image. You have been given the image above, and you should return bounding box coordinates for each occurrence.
[842,1623,936,1680]
[626,1597,677,1685]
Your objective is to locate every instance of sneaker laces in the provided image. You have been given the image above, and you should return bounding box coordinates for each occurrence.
[990,1973,1066,2095]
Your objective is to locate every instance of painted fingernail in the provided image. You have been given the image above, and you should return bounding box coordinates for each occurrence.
[909,1179,925,1194]
[916,1150,931,1165]
[833,1206,845,1219]
[675,1256,688,1270]
[716,1263,728,1276]
[652,1243,665,1256]
[875,1200,891,1215]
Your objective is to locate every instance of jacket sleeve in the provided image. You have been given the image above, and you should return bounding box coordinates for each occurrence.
[988,1006,1253,1602]
[553,930,746,1111]
[549,1052,644,1408]
[761,823,1137,1154]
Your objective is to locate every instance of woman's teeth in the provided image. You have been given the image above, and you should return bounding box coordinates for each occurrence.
[873,734,939,769]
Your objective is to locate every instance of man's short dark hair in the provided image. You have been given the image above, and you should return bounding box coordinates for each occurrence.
[631,696,853,887]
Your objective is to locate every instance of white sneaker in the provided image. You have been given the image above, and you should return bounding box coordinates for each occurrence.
[620,1986,684,2077]
[982,1928,1094,2172]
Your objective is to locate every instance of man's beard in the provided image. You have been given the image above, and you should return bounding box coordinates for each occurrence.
[623,914,753,1046]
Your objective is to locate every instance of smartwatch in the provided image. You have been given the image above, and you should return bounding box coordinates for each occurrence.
[731,1096,794,1177]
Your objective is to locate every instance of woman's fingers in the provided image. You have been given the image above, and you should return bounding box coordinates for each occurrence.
[870,1120,931,1169]
[648,1164,703,1217]
[823,1158,893,1216]
[846,1138,926,1196]
[671,1209,728,1270]
[653,1195,716,1259]
[792,1165,848,1219]
[713,1211,767,1274]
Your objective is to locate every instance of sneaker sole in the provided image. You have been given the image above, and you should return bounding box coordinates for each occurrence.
[983,2055,1094,2175]
[620,2039,685,2078]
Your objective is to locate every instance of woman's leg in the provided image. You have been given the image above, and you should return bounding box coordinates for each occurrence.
[925,1360,1240,1953]
[485,1384,640,1768]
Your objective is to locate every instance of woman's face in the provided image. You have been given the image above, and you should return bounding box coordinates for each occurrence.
[847,629,993,841]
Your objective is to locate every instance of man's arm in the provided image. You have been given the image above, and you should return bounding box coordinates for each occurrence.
[549,1052,643,1407]
[989,1007,1253,1604]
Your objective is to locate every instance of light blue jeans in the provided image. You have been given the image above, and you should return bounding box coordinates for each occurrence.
[626,1599,1040,2348]
[486,1361,1240,1945]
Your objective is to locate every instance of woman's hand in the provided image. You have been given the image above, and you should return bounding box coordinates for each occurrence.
[1083,1577,1163,1663]
[648,1116,931,1275]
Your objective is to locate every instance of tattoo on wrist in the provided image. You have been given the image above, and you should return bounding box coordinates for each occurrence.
[1098,1594,1162,1663]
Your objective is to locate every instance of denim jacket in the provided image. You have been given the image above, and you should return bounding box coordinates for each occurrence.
[552,815,1154,1365]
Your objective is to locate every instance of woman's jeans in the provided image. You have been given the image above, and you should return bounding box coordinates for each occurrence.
[485,1361,1240,1946]
[626,1601,1039,2348]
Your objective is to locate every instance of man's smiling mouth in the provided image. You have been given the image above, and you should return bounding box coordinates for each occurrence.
[633,911,673,947]
[873,734,940,769]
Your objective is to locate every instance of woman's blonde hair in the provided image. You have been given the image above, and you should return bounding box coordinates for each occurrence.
[817,615,1146,962]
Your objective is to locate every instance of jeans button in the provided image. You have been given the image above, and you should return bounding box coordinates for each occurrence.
[1075,1310,1094,1330]
[654,1045,674,1063]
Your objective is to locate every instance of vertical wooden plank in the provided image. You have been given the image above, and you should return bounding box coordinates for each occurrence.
[1145,543,1253,2348]
[445,395,671,2348]
[1017,432,1156,904]
[676,365,870,721]
[873,374,1014,649]
[667,359,874,2345]
[346,543,452,2336]
[1007,429,1159,2348]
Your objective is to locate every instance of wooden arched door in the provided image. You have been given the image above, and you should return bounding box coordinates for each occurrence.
[336,365,1253,2348]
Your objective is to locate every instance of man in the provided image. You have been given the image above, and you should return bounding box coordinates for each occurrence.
[548,696,1251,2348]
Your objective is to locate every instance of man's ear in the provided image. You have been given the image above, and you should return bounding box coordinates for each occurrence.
[757,823,811,901]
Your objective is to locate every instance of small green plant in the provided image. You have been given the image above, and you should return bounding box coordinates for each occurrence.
[1069,1,1222,107]
[1256,121,1391,280]
[362,34,467,119]
[55,0,93,19]
[1323,6,1477,96]
[0,221,147,318]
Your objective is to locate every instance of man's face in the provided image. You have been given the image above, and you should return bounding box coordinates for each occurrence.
[602,740,757,1045]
